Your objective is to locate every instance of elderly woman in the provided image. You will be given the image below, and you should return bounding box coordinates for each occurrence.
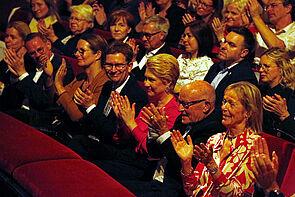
[108,10,135,43]
[259,48,295,143]
[54,33,108,128]
[111,53,180,153]
[171,81,263,196]
[29,0,65,38]
[46,4,94,57]
[177,21,214,88]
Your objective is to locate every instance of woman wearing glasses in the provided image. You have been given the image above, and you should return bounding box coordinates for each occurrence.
[46,4,94,57]
[172,81,263,196]
[54,33,108,124]
[259,48,295,143]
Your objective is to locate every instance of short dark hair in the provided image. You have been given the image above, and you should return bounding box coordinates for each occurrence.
[103,42,133,64]
[25,32,48,45]
[228,26,256,62]
[109,10,135,29]
[281,0,295,20]
[185,21,213,57]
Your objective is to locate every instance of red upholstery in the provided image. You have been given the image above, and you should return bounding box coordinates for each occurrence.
[262,133,295,186]
[0,112,81,174]
[280,148,295,196]
[55,54,83,76]
[13,159,135,197]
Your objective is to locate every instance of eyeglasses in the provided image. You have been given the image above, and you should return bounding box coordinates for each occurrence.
[28,47,45,56]
[74,48,91,56]
[104,63,128,70]
[177,98,206,109]
[140,31,161,39]
[69,17,87,22]
[264,3,283,10]
[197,0,213,8]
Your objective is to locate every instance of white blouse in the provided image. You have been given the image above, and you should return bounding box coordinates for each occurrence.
[177,54,213,87]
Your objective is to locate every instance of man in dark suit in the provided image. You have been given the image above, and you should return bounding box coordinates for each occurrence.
[204,27,258,114]
[100,81,225,196]
[68,42,148,160]
[132,15,172,81]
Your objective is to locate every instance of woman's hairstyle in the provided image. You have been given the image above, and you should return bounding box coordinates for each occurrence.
[185,21,213,57]
[70,4,94,23]
[109,10,135,30]
[80,33,108,66]
[7,21,31,40]
[260,47,295,90]
[30,0,60,20]
[146,54,180,94]
[225,81,263,134]
[222,0,248,16]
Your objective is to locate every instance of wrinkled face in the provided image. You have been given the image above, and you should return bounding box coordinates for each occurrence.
[69,12,92,35]
[224,4,243,27]
[5,27,24,52]
[141,22,164,51]
[259,55,282,88]
[192,0,214,17]
[31,0,49,19]
[104,53,132,87]
[26,36,51,64]
[74,39,99,67]
[178,88,206,124]
[218,32,246,64]
[221,90,248,130]
[144,68,169,99]
[182,27,198,55]
[265,0,291,25]
[110,17,131,41]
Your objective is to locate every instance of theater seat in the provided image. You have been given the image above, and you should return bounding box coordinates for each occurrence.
[280,148,295,196]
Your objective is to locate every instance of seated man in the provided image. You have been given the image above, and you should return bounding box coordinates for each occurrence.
[68,42,148,160]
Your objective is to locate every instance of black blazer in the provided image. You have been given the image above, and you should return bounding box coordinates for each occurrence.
[147,109,225,181]
[132,43,172,82]
[86,75,148,144]
[204,59,258,113]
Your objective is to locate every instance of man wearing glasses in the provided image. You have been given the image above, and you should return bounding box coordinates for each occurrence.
[69,42,148,160]
[132,15,172,82]
[247,0,295,57]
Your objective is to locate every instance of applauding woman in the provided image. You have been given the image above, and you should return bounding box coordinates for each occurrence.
[259,48,295,143]
[171,81,262,196]
[110,54,180,153]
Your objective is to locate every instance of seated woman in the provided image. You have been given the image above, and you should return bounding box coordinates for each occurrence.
[54,33,108,130]
[176,21,214,88]
[110,53,180,153]
[259,47,295,143]
[29,0,65,38]
[46,4,94,57]
[108,10,135,44]
[171,81,263,196]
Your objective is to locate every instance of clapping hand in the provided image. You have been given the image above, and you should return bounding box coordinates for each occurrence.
[4,48,26,76]
[263,94,290,121]
[212,17,225,42]
[93,3,107,26]
[73,82,95,108]
[182,13,196,25]
[141,104,169,135]
[193,143,214,166]
[126,38,139,62]
[138,2,155,21]
[171,130,194,162]
[55,58,67,95]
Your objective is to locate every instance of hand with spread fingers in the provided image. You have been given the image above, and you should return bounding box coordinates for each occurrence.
[263,94,290,121]
[4,48,26,76]
[55,58,67,95]
[212,17,225,42]
[171,130,194,162]
[126,38,139,62]
[193,143,215,166]
[93,3,107,26]
[251,137,280,192]
[182,13,196,26]
[73,85,95,108]
[141,104,169,135]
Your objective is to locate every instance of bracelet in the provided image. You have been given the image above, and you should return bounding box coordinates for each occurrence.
[180,167,193,178]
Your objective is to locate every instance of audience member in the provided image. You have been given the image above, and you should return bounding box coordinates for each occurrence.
[133,15,172,82]
[247,0,295,56]
[176,21,214,89]
[29,0,65,38]
[46,4,94,57]
[68,42,148,159]
[172,81,263,196]
[51,33,109,138]
[204,26,258,115]
[259,48,295,143]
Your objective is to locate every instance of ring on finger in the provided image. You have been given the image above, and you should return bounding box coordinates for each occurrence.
[150,116,154,120]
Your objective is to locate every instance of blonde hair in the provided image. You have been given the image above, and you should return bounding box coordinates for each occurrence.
[222,0,248,16]
[261,48,295,90]
[70,4,94,23]
[7,21,31,40]
[146,54,180,93]
[225,81,263,134]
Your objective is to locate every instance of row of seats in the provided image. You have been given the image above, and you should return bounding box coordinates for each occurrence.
[0,112,135,197]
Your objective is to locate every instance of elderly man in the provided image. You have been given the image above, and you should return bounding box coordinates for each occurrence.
[99,81,225,197]
[204,27,258,114]
[248,0,295,56]
[132,15,172,81]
